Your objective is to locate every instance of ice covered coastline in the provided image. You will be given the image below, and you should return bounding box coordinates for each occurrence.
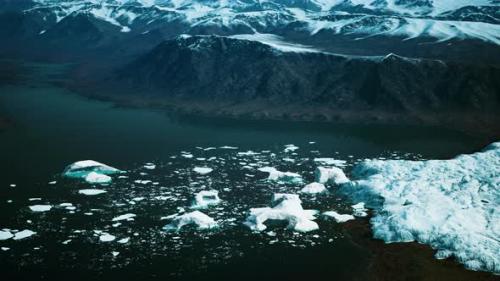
[345,142,500,273]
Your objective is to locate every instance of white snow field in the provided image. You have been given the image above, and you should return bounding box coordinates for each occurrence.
[62,160,122,183]
[191,190,221,209]
[244,194,319,233]
[163,211,218,231]
[346,142,500,273]
[315,166,350,185]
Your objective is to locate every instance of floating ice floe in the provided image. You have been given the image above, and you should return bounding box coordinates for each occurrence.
[315,167,349,185]
[63,160,121,184]
[244,194,319,233]
[163,211,218,232]
[258,167,303,184]
[99,233,116,242]
[323,211,355,223]
[78,189,107,196]
[346,142,500,274]
[300,182,327,194]
[0,230,13,240]
[112,213,136,222]
[313,158,347,167]
[13,230,36,240]
[29,205,52,212]
[143,163,156,170]
[193,167,213,175]
[191,190,221,209]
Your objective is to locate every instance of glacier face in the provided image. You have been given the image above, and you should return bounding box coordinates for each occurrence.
[346,142,500,273]
[26,0,500,44]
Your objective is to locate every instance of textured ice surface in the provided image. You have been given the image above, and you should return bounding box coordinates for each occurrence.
[244,194,319,233]
[191,190,221,209]
[300,182,327,194]
[315,167,350,185]
[163,211,218,231]
[346,142,500,273]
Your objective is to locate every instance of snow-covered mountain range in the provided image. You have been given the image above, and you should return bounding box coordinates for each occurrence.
[19,0,500,45]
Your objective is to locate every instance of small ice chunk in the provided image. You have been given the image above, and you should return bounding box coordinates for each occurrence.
[163,211,218,231]
[13,230,36,240]
[112,251,120,257]
[63,160,121,183]
[284,144,299,152]
[258,167,303,184]
[1,247,10,251]
[84,172,112,184]
[99,233,116,242]
[315,167,349,185]
[191,190,221,209]
[244,194,319,233]
[193,167,213,175]
[351,202,368,217]
[0,230,13,240]
[78,189,107,196]
[143,163,156,170]
[117,237,130,244]
[112,213,136,222]
[300,183,327,194]
[323,211,355,223]
[29,205,52,212]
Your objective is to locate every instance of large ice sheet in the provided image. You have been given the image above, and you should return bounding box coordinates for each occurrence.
[346,142,500,273]
[244,194,319,233]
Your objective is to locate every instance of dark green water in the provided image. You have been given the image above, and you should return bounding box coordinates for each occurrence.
[0,63,488,281]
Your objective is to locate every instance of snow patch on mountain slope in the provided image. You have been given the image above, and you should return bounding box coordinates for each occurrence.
[230,33,322,53]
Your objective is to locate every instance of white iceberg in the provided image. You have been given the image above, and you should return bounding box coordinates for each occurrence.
[0,230,13,240]
[29,205,52,212]
[13,230,36,240]
[244,194,319,233]
[193,167,213,175]
[315,167,349,185]
[284,144,299,152]
[323,211,355,223]
[191,190,221,209]
[346,142,500,274]
[258,167,303,184]
[163,211,218,232]
[63,160,121,184]
[78,189,107,196]
[300,182,327,194]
